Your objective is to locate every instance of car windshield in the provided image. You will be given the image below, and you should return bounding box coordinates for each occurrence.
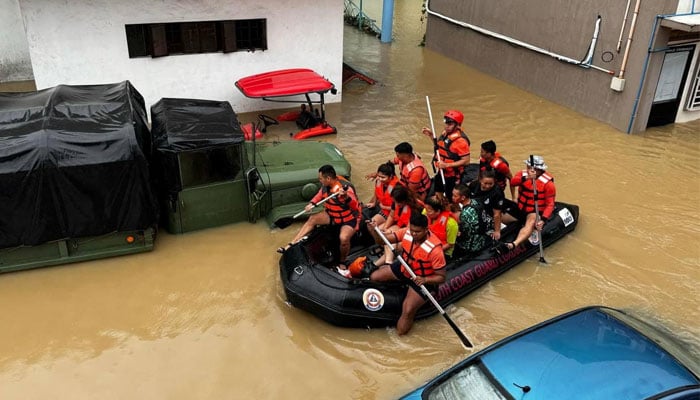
[426,363,508,400]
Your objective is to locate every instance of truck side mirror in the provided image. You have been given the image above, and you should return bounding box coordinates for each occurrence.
[246,168,260,193]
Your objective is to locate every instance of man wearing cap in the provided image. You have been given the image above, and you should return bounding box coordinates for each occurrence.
[499,155,556,252]
[421,110,470,198]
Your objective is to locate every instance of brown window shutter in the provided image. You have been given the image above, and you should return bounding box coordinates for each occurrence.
[221,21,237,53]
[181,22,200,54]
[199,22,218,52]
[150,24,168,57]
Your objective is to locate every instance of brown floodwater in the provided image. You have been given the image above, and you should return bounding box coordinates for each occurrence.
[1,2,698,399]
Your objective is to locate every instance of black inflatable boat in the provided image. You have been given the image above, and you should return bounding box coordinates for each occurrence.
[279,201,579,328]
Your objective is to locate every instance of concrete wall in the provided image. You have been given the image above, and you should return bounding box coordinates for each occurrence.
[425,0,682,133]
[0,0,33,82]
[18,0,344,115]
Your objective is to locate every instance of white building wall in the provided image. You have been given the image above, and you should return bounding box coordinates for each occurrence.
[19,0,344,116]
[0,0,34,82]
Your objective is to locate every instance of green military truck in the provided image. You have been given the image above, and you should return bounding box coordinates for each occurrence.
[150,97,351,233]
[0,84,350,273]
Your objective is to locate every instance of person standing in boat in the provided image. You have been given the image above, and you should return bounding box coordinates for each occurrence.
[421,110,470,198]
[478,140,515,201]
[370,213,446,335]
[498,156,556,253]
[363,162,402,226]
[451,184,490,259]
[423,194,458,260]
[468,168,509,241]
[393,142,431,201]
[278,165,360,277]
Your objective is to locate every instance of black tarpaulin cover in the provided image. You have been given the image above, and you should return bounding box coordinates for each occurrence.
[150,98,245,194]
[0,81,158,248]
[151,98,244,153]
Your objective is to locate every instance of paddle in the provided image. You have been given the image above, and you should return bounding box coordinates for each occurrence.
[425,96,446,189]
[275,192,340,229]
[373,226,473,349]
[530,155,547,264]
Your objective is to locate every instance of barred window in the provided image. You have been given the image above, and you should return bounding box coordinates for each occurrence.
[125,19,267,58]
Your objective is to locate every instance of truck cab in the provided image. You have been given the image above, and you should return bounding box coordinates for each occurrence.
[151,98,351,234]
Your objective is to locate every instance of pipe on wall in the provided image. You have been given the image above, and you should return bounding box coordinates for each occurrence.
[425,0,615,75]
[616,0,632,53]
[618,0,641,80]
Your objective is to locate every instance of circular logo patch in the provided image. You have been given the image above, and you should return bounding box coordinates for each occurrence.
[362,288,385,312]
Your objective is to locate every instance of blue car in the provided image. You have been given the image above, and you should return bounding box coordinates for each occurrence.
[401,306,699,400]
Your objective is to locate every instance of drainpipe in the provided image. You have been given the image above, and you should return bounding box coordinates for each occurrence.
[616,0,632,52]
[424,0,614,74]
[626,8,700,133]
[618,0,642,80]
[582,16,602,66]
[380,0,394,43]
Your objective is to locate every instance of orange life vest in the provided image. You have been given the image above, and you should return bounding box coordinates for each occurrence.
[392,203,413,228]
[428,210,454,244]
[375,176,400,213]
[399,156,431,196]
[399,231,443,277]
[479,152,510,190]
[516,171,554,214]
[322,177,359,224]
[436,129,471,177]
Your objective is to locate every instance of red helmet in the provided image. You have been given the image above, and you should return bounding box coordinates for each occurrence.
[444,110,464,125]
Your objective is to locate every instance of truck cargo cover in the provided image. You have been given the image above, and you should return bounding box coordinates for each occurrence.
[0,81,158,248]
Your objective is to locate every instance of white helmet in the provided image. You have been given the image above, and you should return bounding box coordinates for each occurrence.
[525,155,548,170]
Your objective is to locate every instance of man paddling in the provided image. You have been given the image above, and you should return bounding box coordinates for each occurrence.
[369,214,446,335]
[278,165,360,277]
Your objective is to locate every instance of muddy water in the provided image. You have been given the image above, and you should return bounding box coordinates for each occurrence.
[1,2,698,399]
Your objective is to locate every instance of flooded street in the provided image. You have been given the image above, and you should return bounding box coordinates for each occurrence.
[1,1,698,399]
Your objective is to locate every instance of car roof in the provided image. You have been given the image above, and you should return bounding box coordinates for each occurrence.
[417,307,699,400]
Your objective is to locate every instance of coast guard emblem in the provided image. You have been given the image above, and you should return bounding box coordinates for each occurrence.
[362,288,385,311]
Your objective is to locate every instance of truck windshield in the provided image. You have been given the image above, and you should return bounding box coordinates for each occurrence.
[426,363,508,400]
[179,146,242,188]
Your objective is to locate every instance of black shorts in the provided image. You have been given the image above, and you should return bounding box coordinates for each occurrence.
[331,216,360,230]
[390,260,437,300]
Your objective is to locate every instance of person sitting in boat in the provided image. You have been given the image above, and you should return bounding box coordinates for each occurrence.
[369,185,423,245]
[477,140,515,200]
[451,184,490,259]
[369,213,446,335]
[423,193,458,260]
[421,110,470,198]
[393,142,431,201]
[498,155,556,253]
[468,168,509,241]
[278,164,360,277]
[363,162,402,226]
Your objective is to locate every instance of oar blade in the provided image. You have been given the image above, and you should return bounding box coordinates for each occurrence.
[274,217,296,229]
[444,312,473,349]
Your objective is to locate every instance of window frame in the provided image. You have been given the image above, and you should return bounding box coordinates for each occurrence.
[125,19,267,59]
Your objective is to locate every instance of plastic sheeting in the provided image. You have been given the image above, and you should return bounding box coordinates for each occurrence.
[0,81,158,248]
[150,98,245,194]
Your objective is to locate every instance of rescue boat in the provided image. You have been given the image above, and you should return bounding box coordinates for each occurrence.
[279,201,579,328]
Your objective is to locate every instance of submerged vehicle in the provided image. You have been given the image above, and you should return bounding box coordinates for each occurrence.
[0,81,158,273]
[279,201,579,328]
[150,97,350,233]
[401,306,700,399]
[235,68,338,140]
